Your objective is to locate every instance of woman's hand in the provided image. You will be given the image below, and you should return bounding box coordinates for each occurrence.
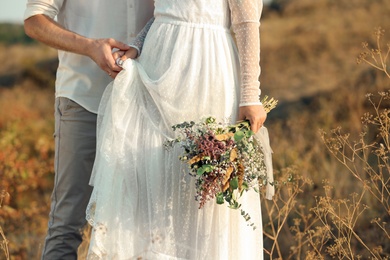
[238,105,267,133]
[114,47,139,67]
[122,47,139,60]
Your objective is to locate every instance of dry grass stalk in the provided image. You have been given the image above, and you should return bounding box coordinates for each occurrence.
[313,29,390,259]
[261,28,389,259]
[318,90,390,258]
[320,89,390,213]
[311,184,378,259]
[262,166,314,259]
[0,190,10,260]
[357,27,390,78]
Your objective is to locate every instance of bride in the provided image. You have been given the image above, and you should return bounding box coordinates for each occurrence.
[86,0,273,259]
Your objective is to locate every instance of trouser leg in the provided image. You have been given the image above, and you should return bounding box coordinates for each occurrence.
[41,97,96,260]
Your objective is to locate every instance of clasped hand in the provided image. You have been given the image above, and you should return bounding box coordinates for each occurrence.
[88,38,138,79]
[109,46,138,78]
[238,105,267,133]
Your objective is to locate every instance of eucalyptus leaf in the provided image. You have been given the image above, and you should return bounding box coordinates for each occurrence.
[203,165,214,172]
[230,177,239,190]
[197,165,214,175]
[224,193,232,203]
[246,130,254,138]
[234,131,245,142]
[197,167,205,176]
[228,201,240,209]
[216,193,224,204]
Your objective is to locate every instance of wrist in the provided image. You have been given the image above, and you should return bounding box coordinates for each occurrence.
[239,102,262,107]
[126,47,139,59]
[128,45,140,58]
[83,38,98,58]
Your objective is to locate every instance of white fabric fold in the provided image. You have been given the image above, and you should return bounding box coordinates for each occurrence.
[255,126,274,200]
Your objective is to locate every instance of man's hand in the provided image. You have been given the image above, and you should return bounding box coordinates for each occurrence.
[24,15,130,79]
[238,105,267,133]
[87,38,130,78]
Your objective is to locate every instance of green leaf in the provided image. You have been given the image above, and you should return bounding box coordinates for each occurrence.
[197,165,214,175]
[234,131,245,142]
[246,130,255,138]
[197,167,205,175]
[224,192,232,203]
[230,177,239,190]
[216,193,224,204]
[205,117,216,124]
[203,165,214,172]
[228,201,240,209]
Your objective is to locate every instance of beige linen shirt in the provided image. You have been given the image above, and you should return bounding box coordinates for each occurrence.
[24,0,154,113]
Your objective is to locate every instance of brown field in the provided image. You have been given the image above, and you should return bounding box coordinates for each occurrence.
[1,0,389,259]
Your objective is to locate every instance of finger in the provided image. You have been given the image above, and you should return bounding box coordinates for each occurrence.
[110,71,119,78]
[107,57,123,72]
[247,118,256,132]
[109,39,130,51]
[120,55,128,62]
[251,122,259,133]
[115,48,137,68]
[116,51,130,66]
[103,60,117,78]
[115,57,125,67]
[112,50,125,60]
[105,69,118,79]
[251,117,264,133]
[237,109,245,121]
[112,52,125,70]
[123,48,139,60]
[106,40,130,72]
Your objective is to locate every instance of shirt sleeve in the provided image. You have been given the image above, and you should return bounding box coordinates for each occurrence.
[129,17,155,56]
[228,0,263,106]
[24,0,64,20]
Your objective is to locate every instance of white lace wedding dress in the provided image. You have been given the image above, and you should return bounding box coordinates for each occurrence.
[86,0,273,259]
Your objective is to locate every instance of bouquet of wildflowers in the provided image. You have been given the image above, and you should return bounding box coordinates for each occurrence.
[165,97,277,227]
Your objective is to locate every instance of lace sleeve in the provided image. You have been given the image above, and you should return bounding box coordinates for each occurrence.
[129,17,155,55]
[228,0,263,106]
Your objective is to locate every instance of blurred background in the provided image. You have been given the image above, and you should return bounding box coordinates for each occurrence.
[0,0,389,259]
[0,1,26,24]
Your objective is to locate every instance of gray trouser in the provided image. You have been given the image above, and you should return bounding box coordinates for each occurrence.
[41,97,96,259]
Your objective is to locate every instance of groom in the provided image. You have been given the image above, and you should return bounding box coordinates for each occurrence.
[23,0,154,259]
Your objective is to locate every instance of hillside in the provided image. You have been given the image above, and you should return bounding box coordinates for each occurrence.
[261,0,389,102]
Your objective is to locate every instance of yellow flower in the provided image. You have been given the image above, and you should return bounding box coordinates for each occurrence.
[215,132,234,141]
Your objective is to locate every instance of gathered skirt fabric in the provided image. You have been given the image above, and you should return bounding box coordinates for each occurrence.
[86,18,264,259]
